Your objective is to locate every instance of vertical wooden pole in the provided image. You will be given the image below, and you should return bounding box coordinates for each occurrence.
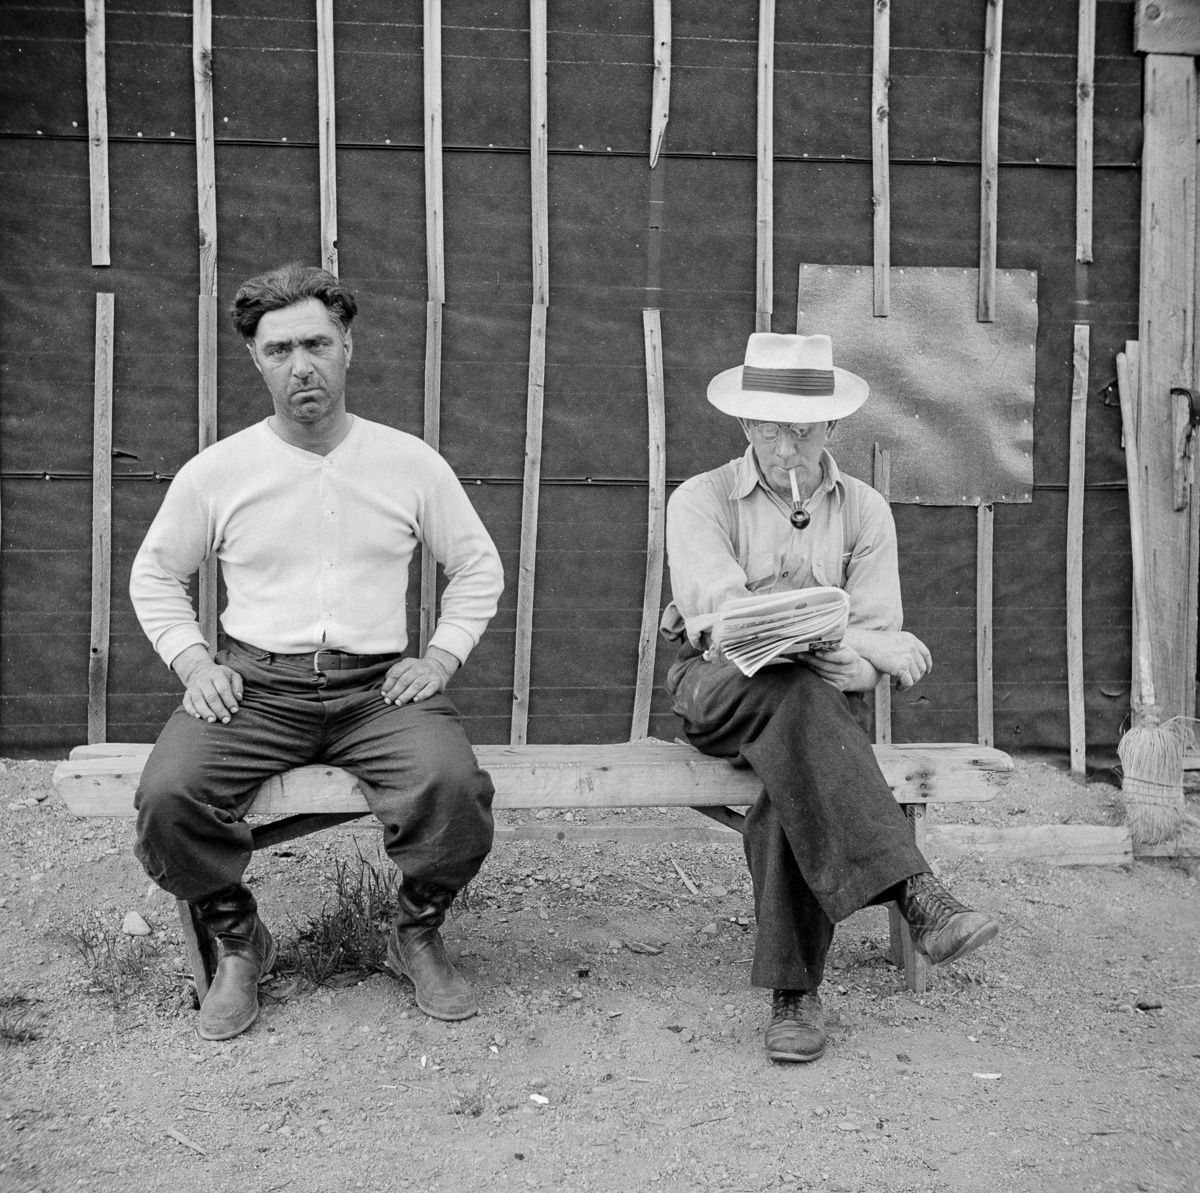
[512,1,550,744]
[649,0,671,167]
[1075,0,1096,263]
[316,0,338,275]
[84,0,110,267]
[755,0,775,333]
[193,0,219,647]
[1137,55,1198,726]
[872,444,892,744]
[977,0,1003,322]
[1067,325,1090,774]
[976,504,995,747]
[529,0,549,307]
[871,0,891,317]
[89,293,115,743]
[632,310,667,741]
[420,0,445,654]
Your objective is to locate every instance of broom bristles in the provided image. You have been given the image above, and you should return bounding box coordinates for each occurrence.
[1118,718,1188,845]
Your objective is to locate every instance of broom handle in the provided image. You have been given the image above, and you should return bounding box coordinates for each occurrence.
[1116,351,1158,714]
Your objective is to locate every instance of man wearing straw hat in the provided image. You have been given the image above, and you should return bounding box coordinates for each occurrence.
[661,332,999,1063]
[129,263,503,1041]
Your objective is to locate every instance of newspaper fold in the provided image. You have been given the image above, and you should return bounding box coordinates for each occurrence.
[711,586,850,677]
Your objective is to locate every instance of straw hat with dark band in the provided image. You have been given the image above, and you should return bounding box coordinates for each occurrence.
[707,333,869,423]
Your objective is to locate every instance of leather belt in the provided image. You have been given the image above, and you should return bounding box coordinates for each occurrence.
[270,648,400,672]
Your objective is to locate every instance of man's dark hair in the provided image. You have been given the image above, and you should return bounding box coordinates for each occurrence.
[230,263,358,340]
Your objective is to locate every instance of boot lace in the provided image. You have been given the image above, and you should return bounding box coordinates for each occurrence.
[903,872,968,935]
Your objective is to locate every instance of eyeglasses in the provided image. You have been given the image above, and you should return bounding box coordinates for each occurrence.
[747,421,819,443]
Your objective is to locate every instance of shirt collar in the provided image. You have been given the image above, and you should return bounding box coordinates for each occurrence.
[731,444,846,504]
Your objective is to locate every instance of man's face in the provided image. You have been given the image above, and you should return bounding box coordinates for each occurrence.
[248,297,353,429]
[743,419,832,496]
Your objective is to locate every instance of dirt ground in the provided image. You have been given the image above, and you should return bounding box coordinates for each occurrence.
[2,754,1199,1193]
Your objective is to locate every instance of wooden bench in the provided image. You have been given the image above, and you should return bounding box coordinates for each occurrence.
[54,739,1012,999]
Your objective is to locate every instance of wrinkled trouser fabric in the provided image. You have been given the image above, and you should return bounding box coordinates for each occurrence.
[667,649,926,992]
[134,637,495,905]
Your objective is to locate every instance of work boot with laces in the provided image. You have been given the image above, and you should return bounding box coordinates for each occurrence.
[764,990,827,1063]
[900,871,998,965]
[385,882,477,1021]
[192,883,277,1041]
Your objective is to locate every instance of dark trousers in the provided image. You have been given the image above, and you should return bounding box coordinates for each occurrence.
[667,650,926,992]
[134,638,495,905]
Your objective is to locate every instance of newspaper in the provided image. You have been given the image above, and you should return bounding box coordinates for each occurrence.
[711,586,850,677]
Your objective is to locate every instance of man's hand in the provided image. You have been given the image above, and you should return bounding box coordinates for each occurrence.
[174,645,243,724]
[381,647,459,706]
[799,645,879,693]
[842,629,931,690]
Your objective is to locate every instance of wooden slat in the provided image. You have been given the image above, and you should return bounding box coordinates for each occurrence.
[1067,324,1090,774]
[649,0,671,166]
[755,0,775,332]
[511,303,547,744]
[1137,56,1197,724]
[1135,0,1200,54]
[54,741,1014,817]
[84,0,110,267]
[423,0,445,304]
[872,444,893,744]
[871,0,891,316]
[193,1,216,299]
[529,0,549,305]
[419,300,443,654]
[193,3,219,649]
[927,823,1133,867]
[316,0,338,274]
[88,293,115,744]
[976,503,995,746]
[631,309,667,740]
[1075,0,1096,264]
[977,0,1003,322]
[419,3,446,653]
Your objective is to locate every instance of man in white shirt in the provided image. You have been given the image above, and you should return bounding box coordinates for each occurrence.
[130,263,504,1041]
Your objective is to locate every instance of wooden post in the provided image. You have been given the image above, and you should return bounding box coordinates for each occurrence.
[84,0,110,267]
[649,0,671,167]
[194,0,219,647]
[872,444,892,743]
[511,304,547,745]
[977,0,1003,322]
[316,0,338,275]
[420,0,445,653]
[1067,325,1090,774]
[1137,55,1197,724]
[512,2,550,744]
[755,0,775,333]
[1075,0,1096,263]
[871,0,891,317]
[977,504,995,746]
[632,310,667,740]
[89,293,115,743]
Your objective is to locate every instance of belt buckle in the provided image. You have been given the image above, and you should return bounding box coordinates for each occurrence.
[313,649,327,673]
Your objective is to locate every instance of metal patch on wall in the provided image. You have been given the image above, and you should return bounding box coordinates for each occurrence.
[796,265,1037,505]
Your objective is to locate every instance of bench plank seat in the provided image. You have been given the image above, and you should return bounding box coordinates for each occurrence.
[55,740,1010,817]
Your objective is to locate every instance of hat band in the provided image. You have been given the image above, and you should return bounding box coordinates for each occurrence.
[741,365,835,396]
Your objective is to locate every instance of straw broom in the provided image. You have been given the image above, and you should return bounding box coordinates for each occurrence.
[1114,350,1187,844]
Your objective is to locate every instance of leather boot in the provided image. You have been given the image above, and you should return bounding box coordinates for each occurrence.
[192,884,277,1041]
[765,990,827,1063]
[899,872,998,965]
[385,882,477,1021]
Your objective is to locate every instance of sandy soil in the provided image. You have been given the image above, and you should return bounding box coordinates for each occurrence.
[2,755,1199,1193]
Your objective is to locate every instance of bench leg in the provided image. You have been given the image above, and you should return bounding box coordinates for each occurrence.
[176,899,215,1003]
[889,804,929,995]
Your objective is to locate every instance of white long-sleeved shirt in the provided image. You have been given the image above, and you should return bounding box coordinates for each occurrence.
[130,415,503,668]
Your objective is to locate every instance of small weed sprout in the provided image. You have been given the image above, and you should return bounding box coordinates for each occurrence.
[64,912,164,1006]
[281,847,401,985]
[0,992,41,1044]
